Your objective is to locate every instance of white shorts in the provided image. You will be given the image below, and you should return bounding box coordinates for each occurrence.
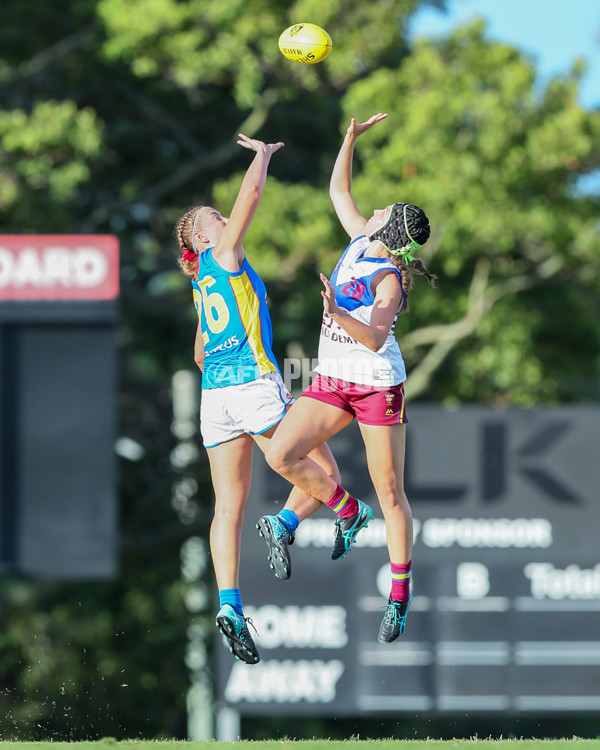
[200,371,293,448]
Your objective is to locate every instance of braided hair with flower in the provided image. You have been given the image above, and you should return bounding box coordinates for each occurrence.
[175,205,205,278]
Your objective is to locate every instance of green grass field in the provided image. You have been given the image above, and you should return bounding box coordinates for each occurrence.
[1,740,600,750]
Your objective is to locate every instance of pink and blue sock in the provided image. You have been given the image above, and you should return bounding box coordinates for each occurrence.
[219,588,243,614]
[390,561,412,601]
[326,484,358,519]
[278,509,299,534]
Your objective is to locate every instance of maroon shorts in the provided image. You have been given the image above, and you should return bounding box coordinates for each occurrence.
[302,374,408,426]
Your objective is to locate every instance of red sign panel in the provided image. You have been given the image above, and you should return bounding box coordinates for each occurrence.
[0,235,119,300]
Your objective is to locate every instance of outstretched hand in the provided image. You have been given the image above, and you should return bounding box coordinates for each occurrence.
[346,113,388,139]
[237,133,284,156]
[320,273,341,316]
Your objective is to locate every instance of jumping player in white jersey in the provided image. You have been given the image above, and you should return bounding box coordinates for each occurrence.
[263,113,436,643]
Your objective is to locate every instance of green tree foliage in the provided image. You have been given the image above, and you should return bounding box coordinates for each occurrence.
[338,21,600,404]
[0,0,598,740]
[219,21,600,405]
[0,101,102,210]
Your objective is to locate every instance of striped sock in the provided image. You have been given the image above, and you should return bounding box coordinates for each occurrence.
[390,561,412,601]
[219,588,243,614]
[278,509,299,534]
[326,484,358,519]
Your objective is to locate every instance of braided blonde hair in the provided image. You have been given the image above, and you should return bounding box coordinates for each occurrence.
[175,206,207,278]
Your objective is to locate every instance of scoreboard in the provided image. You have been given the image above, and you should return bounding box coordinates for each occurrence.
[215,406,600,716]
[0,235,119,579]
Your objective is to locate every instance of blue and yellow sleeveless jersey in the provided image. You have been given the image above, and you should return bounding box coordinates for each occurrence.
[192,248,279,389]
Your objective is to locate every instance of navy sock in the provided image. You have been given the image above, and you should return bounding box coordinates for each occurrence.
[219,588,242,614]
[278,509,299,534]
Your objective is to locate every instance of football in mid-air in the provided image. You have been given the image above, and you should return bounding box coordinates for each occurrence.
[278,23,332,64]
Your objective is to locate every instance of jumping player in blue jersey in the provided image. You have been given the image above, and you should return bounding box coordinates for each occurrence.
[265,114,436,644]
[175,133,344,665]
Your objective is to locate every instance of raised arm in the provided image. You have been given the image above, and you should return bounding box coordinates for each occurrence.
[329,113,388,238]
[212,134,284,272]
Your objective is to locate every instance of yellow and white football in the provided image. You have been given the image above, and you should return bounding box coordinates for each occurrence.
[278,23,332,64]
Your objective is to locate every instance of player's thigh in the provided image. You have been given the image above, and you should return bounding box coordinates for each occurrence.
[206,434,254,510]
[358,422,406,494]
[252,409,342,486]
[255,424,341,480]
[267,396,354,459]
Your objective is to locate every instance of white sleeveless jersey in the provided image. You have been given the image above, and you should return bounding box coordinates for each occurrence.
[315,235,406,387]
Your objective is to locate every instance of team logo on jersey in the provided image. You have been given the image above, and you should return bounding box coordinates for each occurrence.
[341,277,367,301]
[385,393,395,405]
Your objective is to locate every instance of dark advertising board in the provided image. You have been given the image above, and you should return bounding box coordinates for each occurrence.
[0,235,119,578]
[216,406,600,714]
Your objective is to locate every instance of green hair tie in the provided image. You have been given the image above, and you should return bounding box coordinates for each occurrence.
[387,239,420,262]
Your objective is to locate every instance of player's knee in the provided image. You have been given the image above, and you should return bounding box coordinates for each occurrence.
[377,487,407,514]
[264,441,290,475]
